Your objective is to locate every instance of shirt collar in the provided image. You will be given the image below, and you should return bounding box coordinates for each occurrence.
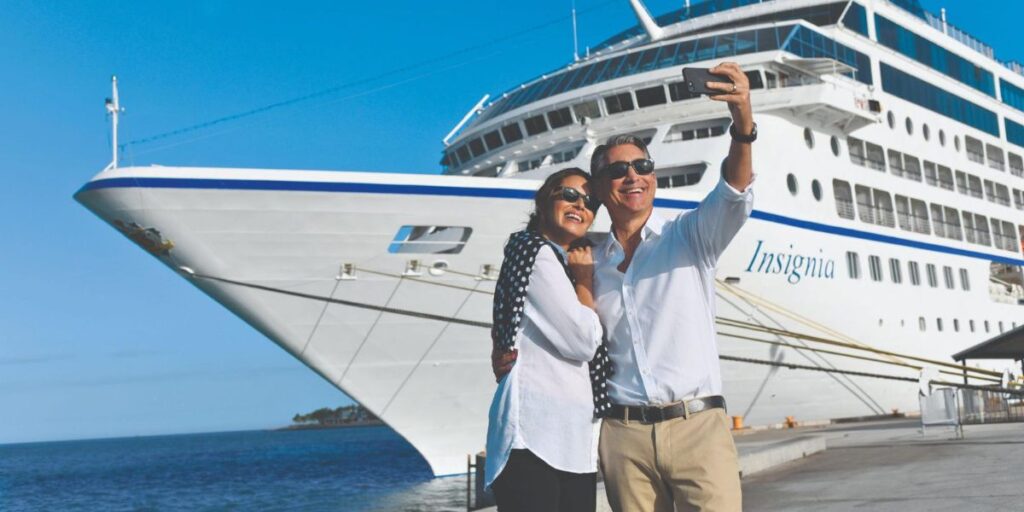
[602,210,667,256]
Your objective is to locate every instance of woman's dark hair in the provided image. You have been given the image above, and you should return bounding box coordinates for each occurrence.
[526,167,592,232]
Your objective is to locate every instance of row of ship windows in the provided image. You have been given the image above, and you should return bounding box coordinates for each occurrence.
[914,316,1013,335]
[841,135,1024,212]
[832,179,1023,254]
[442,72,761,169]
[845,252,968,290]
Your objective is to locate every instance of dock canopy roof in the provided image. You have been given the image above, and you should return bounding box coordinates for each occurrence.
[953,325,1024,362]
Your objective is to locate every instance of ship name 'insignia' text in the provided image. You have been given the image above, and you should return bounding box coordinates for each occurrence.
[744,240,835,284]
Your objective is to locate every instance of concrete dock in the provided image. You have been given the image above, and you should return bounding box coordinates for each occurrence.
[478,418,1024,511]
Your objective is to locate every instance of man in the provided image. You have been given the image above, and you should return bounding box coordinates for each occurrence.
[492,61,754,510]
[589,61,754,512]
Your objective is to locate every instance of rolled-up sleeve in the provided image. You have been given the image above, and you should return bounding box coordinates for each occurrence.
[676,175,754,268]
[522,246,603,362]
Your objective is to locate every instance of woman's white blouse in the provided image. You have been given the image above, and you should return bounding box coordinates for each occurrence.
[484,244,604,488]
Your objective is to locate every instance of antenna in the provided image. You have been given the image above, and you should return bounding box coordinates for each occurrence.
[571,0,580,62]
[104,75,124,169]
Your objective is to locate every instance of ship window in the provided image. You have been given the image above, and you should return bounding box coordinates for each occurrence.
[635,85,667,108]
[456,145,472,163]
[910,198,930,234]
[939,129,946,146]
[922,123,930,141]
[388,226,472,254]
[923,161,937,186]
[831,136,840,157]
[903,155,922,182]
[833,179,855,220]
[846,251,860,279]
[667,81,698,102]
[874,190,895,228]
[969,319,975,332]
[865,142,886,171]
[655,163,707,189]
[468,138,486,158]
[959,268,970,291]
[868,255,882,282]
[812,179,822,201]
[955,136,961,152]
[984,320,990,333]
[501,123,524,143]
[926,263,938,288]
[936,318,943,332]
[804,128,815,149]
[991,220,1006,251]
[889,258,902,284]
[887,111,896,129]
[847,136,865,166]
[855,185,874,224]
[894,195,911,231]
[905,117,913,135]
[573,100,602,122]
[945,207,963,240]
[765,71,777,89]
[974,214,991,246]
[1016,189,1024,210]
[965,136,984,163]
[995,183,1011,207]
[879,64,998,136]
[955,171,968,195]
[1000,321,1005,333]
[953,319,960,332]
[984,179,996,203]
[546,107,573,129]
[787,174,798,196]
[604,92,635,114]
[943,266,955,289]
[908,261,921,286]
[967,175,983,198]
[887,149,904,177]
[930,204,946,238]
[986,144,1005,171]
[745,70,764,90]
[919,317,926,331]
[484,130,504,151]
[524,114,549,136]
[1010,153,1024,177]
[664,119,729,143]
[1004,221,1019,252]
[937,165,954,190]
[962,211,978,244]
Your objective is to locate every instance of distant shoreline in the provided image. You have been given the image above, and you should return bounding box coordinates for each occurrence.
[275,420,385,432]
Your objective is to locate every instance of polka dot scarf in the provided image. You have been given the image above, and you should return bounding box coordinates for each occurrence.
[491,230,614,419]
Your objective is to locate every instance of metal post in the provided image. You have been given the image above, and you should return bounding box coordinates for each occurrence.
[466,454,472,512]
[104,75,122,169]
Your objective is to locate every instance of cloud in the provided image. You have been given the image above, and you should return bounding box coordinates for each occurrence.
[0,354,74,366]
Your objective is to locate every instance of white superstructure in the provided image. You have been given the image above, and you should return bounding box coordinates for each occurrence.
[76,0,1024,477]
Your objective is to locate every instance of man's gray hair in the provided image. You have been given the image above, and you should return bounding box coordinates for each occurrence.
[590,134,652,176]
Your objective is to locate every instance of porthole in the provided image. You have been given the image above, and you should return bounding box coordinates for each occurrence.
[803,127,815,149]
[811,179,822,201]
[953,318,960,332]
[939,129,946,146]
[905,117,913,135]
[954,135,961,152]
[918,317,926,331]
[787,173,798,196]
[887,111,896,129]
[922,124,930,141]
[830,135,840,156]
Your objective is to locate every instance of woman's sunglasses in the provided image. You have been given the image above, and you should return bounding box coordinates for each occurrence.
[552,186,600,212]
[600,158,655,180]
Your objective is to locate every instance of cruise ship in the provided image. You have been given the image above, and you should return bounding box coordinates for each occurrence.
[76,0,1024,477]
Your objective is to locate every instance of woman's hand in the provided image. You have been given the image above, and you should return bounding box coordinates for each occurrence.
[568,244,596,309]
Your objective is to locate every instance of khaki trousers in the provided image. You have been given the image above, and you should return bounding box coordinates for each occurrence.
[599,408,741,512]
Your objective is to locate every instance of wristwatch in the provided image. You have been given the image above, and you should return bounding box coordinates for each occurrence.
[730,122,758,143]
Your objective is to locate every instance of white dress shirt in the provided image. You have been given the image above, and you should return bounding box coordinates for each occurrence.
[485,244,604,488]
[593,177,753,406]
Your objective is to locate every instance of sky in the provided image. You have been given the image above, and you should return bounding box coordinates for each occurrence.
[1,0,1021,445]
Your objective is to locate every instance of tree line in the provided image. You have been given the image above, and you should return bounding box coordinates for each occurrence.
[291,404,379,426]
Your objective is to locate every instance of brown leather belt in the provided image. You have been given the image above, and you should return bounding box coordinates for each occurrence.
[607,395,727,424]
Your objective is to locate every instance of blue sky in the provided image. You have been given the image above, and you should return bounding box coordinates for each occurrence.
[1,0,1021,445]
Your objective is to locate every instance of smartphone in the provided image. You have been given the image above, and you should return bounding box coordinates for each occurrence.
[681,67,733,96]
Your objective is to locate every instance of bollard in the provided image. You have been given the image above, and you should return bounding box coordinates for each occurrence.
[732,415,744,430]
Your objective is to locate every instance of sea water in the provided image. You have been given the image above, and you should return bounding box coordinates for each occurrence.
[0,427,466,511]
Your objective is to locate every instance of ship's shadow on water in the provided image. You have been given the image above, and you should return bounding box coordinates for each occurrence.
[0,426,466,512]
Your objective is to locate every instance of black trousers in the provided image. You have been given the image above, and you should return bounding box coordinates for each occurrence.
[492,449,597,512]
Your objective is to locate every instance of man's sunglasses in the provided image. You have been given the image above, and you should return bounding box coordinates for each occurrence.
[600,158,655,180]
[552,186,601,212]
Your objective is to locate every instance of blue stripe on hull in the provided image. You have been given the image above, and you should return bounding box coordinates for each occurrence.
[78,177,1024,266]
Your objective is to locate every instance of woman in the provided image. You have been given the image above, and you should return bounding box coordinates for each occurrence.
[485,168,612,512]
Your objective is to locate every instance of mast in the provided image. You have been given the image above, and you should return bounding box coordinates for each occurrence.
[105,75,123,169]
